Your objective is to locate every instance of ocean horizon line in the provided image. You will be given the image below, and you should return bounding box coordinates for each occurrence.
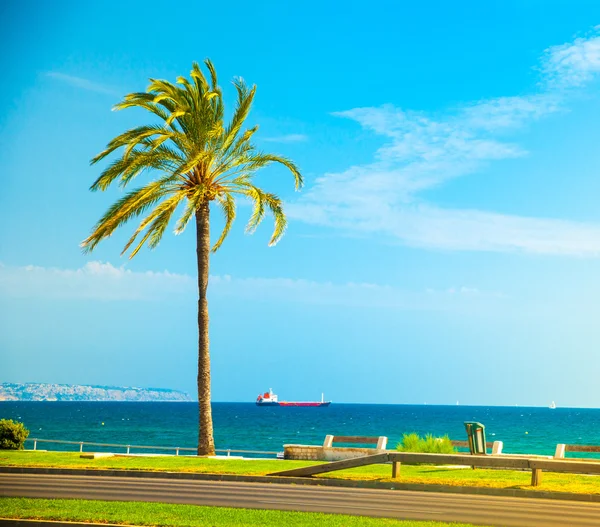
[3,400,597,409]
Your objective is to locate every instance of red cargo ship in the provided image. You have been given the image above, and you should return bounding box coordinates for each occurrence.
[256,388,331,407]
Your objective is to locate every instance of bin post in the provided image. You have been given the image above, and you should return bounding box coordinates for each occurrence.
[464,422,487,455]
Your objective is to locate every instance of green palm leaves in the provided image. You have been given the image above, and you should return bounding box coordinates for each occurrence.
[82,60,303,256]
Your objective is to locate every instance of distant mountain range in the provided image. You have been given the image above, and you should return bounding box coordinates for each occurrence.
[0,383,192,402]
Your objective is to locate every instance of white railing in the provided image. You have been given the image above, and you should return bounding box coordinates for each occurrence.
[24,438,283,458]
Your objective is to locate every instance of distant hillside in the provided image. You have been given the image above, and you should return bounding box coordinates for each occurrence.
[0,383,192,402]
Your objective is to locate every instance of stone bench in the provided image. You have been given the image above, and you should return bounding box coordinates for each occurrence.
[323,435,388,449]
[284,434,388,461]
[555,443,600,459]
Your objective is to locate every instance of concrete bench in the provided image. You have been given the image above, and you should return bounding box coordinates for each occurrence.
[555,443,600,459]
[323,435,388,450]
[284,435,388,461]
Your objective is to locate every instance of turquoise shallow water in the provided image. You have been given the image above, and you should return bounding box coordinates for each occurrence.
[2,402,600,458]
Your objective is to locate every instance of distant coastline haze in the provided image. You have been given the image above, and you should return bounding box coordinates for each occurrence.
[0,383,191,402]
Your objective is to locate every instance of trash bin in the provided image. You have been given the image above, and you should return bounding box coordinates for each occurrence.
[464,421,486,455]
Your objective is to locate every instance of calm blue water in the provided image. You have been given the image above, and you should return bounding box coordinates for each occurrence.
[2,402,600,458]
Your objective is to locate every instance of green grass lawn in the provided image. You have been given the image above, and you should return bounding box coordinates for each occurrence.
[0,450,302,475]
[2,450,600,495]
[0,497,487,527]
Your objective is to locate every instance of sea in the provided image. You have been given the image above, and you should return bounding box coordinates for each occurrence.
[2,402,600,458]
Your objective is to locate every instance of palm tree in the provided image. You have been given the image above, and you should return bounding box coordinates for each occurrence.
[81,60,303,455]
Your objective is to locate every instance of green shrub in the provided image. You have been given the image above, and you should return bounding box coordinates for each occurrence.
[0,419,29,450]
[396,432,456,454]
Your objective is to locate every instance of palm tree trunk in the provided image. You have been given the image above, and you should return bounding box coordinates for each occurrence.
[196,201,215,456]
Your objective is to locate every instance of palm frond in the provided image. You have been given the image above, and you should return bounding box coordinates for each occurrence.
[243,185,266,234]
[90,149,178,191]
[263,193,287,246]
[190,62,209,95]
[205,59,218,91]
[220,79,256,153]
[174,184,208,234]
[212,192,236,252]
[122,192,184,257]
[245,153,303,190]
[91,125,168,164]
[81,177,176,253]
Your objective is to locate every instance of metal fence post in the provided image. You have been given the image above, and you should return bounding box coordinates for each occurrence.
[79,442,83,453]
[126,445,130,454]
[33,440,37,451]
[176,448,179,456]
[227,449,231,457]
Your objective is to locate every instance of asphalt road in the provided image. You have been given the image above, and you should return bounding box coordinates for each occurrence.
[3,473,600,527]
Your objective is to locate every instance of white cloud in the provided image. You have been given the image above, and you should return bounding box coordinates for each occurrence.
[542,30,600,88]
[0,261,193,300]
[211,274,501,308]
[290,194,600,256]
[460,94,561,131]
[46,72,119,96]
[262,134,308,143]
[381,205,600,256]
[288,31,600,256]
[0,262,501,309]
[330,101,532,197]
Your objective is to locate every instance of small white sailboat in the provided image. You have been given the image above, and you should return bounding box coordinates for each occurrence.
[549,401,556,409]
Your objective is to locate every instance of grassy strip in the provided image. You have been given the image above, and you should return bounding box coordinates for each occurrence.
[2,451,600,495]
[0,497,486,527]
[0,451,302,475]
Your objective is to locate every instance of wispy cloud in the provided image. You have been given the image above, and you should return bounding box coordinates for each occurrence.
[211,274,502,309]
[459,94,560,131]
[542,28,600,88]
[0,261,501,309]
[288,30,600,256]
[46,72,119,96]
[262,134,308,143]
[0,261,192,300]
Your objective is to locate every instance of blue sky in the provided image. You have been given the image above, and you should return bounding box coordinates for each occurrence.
[2,0,600,406]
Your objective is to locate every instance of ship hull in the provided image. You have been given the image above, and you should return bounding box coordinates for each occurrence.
[256,401,331,407]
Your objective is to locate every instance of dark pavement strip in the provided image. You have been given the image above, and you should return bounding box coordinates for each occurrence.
[2,473,600,526]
